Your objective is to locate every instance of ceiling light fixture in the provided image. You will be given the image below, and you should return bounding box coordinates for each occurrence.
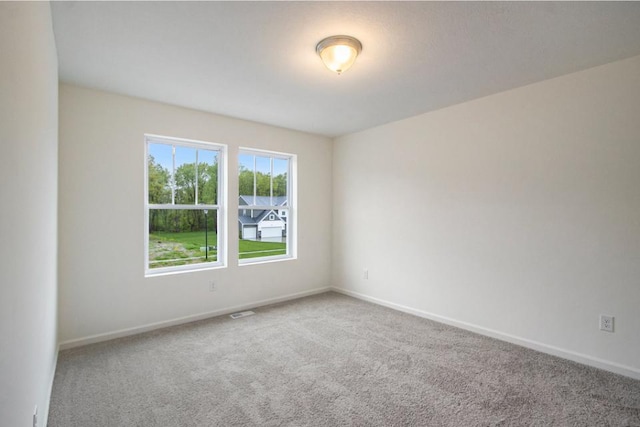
[316,35,362,75]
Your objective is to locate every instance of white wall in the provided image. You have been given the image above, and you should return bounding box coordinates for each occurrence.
[58,84,332,345]
[333,55,640,377]
[0,2,59,425]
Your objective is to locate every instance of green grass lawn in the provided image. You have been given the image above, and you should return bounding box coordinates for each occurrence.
[238,239,286,259]
[152,231,217,249]
[149,231,218,268]
[149,231,286,264]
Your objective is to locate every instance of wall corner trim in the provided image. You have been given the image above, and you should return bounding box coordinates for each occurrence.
[331,286,640,381]
[43,344,60,427]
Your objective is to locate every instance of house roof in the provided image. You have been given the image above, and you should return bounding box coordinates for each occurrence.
[238,215,258,226]
[238,209,285,226]
[239,195,287,207]
[238,195,287,226]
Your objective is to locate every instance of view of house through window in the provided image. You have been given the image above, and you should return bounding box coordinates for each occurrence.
[145,135,224,274]
[238,150,293,261]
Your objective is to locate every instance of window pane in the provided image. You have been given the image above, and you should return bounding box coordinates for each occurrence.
[237,150,292,264]
[198,149,218,205]
[273,157,288,199]
[238,153,255,203]
[238,208,286,259]
[255,156,271,198]
[148,143,172,204]
[148,209,217,268]
[174,146,197,205]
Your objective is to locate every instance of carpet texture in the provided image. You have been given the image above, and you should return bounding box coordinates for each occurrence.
[49,292,640,426]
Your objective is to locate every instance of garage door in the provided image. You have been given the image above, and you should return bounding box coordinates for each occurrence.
[261,227,282,238]
[243,226,257,240]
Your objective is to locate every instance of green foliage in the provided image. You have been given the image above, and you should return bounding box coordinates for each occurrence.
[148,155,171,204]
[238,165,287,197]
[238,167,254,197]
[148,154,219,233]
[272,173,287,197]
[174,162,218,204]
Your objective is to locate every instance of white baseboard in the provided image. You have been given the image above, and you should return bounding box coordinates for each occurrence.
[331,286,640,381]
[59,287,331,350]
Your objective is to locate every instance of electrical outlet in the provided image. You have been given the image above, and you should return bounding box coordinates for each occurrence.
[600,315,614,332]
[33,405,38,427]
[209,281,216,292]
[363,269,368,280]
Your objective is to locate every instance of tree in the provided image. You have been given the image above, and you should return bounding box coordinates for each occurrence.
[238,166,287,198]
[170,161,220,232]
[273,173,287,197]
[239,166,254,196]
[147,155,171,204]
[148,155,171,232]
[255,171,271,197]
[199,163,218,204]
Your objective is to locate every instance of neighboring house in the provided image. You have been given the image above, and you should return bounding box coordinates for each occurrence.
[238,195,287,240]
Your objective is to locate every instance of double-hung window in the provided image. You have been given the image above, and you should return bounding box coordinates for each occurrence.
[238,149,295,263]
[145,135,225,275]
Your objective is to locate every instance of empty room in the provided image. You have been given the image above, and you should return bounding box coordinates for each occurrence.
[2,1,640,426]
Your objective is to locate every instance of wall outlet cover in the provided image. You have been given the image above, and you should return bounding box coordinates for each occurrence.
[600,315,614,333]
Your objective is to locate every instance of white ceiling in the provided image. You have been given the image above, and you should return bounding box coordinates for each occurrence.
[52,1,640,137]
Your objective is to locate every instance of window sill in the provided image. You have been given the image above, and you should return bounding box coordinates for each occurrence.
[145,262,225,278]
[238,255,296,267]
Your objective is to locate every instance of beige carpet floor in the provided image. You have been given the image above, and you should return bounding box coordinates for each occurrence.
[49,292,640,426]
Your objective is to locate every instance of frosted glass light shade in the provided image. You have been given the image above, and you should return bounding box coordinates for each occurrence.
[316,35,362,74]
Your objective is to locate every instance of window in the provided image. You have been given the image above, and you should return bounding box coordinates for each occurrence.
[238,149,295,263]
[145,135,225,275]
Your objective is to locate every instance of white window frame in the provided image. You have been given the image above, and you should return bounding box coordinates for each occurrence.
[239,148,296,265]
[144,134,227,276]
